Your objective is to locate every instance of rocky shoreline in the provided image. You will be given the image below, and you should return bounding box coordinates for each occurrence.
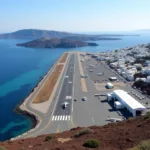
[12,54,63,140]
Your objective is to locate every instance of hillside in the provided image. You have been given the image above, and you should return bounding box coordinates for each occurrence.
[0,29,75,39]
[16,38,98,48]
[0,29,121,41]
[0,114,150,150]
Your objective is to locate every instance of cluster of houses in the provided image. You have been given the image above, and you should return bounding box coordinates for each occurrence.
[87,43,150,83]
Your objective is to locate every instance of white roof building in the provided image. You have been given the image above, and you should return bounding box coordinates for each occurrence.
[141,67,150,75]
[147,76,150,83]
[112,90,147,117]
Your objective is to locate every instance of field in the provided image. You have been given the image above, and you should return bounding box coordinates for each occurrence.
[33,64,64,103]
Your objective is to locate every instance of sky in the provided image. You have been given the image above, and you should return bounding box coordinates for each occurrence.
[0,0,150,33]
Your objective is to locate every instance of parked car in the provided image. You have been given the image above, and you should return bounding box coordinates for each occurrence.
[82,97,87,101]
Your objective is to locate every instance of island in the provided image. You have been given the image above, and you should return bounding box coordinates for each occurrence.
[16,38,99,48]
[0,29,123,40]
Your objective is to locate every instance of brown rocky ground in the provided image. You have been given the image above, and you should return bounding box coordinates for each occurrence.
[0,115,150,150]
[0,117,150,150]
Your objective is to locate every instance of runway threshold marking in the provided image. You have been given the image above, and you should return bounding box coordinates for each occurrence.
[52,115,71,121]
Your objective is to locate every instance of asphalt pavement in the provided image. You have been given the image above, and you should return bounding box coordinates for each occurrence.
[15,52,150,140]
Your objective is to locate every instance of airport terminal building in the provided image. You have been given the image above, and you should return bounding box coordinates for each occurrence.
[107,90,147,117]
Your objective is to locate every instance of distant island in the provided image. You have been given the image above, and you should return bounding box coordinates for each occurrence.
[17,38,99,48]
[1,29,124,49]
[0,29,122,40]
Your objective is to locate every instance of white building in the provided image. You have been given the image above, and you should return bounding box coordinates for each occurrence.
[107,90,147,117]
[147,76,150,83]
[127,75,134,81]
[145,60,150,66]
[114,101,124,110]
[141,67,150,75]
[134,63,142,68]
[135,78,147,82]
[110,62,118,68]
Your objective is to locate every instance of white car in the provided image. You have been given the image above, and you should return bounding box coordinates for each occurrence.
[89,70,93,72]
[82,97,87,101]
[62,102,69,109]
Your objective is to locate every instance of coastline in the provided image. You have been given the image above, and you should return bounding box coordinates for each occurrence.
[12,53,64,140]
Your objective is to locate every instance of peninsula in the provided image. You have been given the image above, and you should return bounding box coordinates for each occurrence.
[16,38,98,48]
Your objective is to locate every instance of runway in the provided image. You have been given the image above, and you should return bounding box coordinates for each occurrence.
[52,54,75,120]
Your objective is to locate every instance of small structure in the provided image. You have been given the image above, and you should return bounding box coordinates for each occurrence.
[114,101,124,110]
[109,77,117,81]
[107,93,112,101]
[106,82,114,89]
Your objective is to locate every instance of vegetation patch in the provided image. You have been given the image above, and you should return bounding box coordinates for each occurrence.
[83,139,100,148]
[0,146,6,150]
[74,128,93,138]
[144,112,150,120]
[129,140,150,150]
[45,135,52,141]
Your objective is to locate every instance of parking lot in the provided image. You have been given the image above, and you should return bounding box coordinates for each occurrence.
[79,53,150,119]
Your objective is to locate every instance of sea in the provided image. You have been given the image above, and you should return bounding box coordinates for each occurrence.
[0,34,150,141]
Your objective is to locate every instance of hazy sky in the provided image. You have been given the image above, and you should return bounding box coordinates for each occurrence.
[0,0,150,33]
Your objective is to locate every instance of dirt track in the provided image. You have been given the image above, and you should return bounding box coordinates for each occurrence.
[33,64,64,103]
[59,53,69,63]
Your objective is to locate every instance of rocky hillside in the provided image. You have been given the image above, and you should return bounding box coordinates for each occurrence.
[0,29,121,41]
[0,113,150,150]
[17,38,98,48]
[0,29,75,39]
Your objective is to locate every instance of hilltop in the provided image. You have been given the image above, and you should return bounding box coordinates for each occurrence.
[0,114,150,150]
[0,29,74,39]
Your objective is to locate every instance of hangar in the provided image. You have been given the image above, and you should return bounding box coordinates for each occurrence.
[107,90,147,117]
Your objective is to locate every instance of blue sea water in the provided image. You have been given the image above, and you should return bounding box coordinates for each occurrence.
[0,35,150,141]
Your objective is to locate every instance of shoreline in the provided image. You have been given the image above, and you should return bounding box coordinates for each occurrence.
[12,53,64,140]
